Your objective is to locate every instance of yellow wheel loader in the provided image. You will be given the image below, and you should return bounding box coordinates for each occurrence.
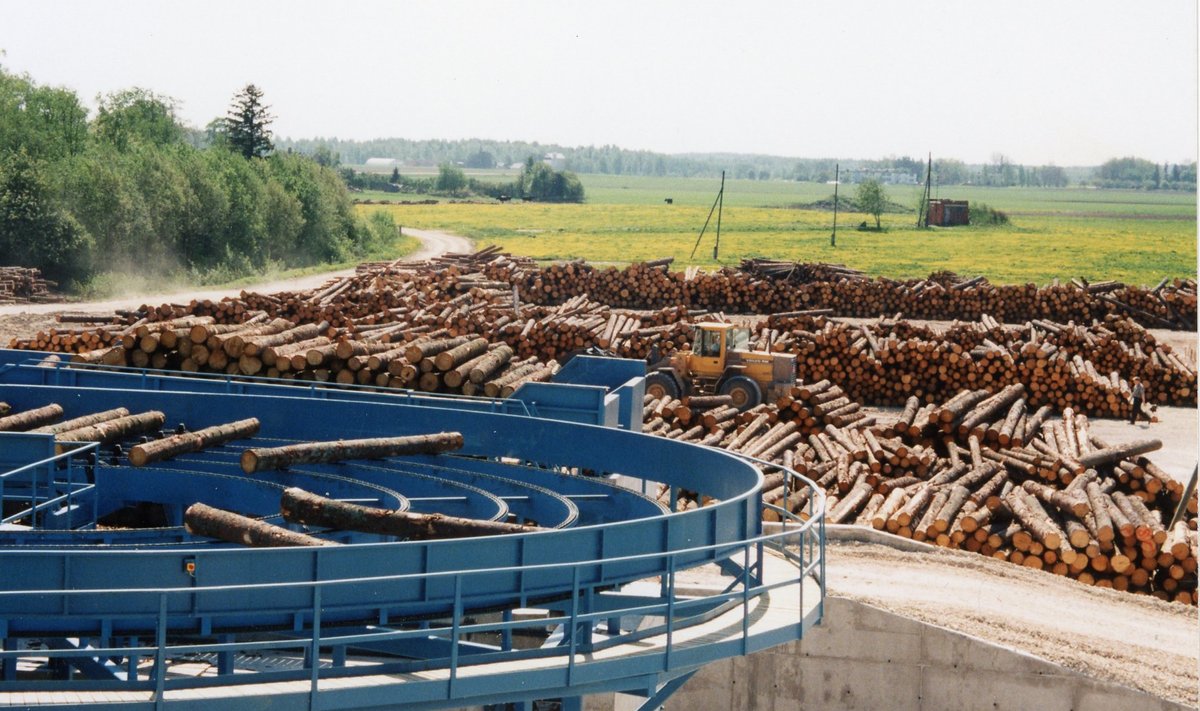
[645,322,796,411]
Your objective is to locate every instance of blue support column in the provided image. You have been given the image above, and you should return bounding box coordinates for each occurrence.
[217,634,234,676]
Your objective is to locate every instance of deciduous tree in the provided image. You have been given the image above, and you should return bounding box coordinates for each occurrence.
[856,179,887,230]
[93,88,183,151]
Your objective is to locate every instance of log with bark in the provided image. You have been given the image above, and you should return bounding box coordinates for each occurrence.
[280,487,539,539]
[184,502,334,547]
[241,432,464,472]
[129,418,261,466]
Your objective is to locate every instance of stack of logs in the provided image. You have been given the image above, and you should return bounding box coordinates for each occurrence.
[645,384,1197,606]
[764,311,1196,416]
[474,256,1196,330]
[8,253,1196,417]
[0,266,61,304]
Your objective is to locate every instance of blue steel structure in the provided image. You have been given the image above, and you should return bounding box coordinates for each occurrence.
[0,349,825,710]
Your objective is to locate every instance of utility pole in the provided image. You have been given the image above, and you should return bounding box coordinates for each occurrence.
[690,171,726,261]
[917,152,933,228]
[830,163,839,247]
[713,170,724,260]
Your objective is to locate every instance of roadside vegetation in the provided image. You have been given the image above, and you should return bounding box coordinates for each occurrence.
[0,66,401,294]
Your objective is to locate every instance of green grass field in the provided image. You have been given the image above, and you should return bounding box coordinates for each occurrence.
[358,174,1197,286]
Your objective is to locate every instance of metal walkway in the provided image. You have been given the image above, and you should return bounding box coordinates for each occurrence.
[0,350,825,710]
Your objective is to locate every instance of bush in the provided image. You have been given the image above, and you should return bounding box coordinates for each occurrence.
[0,150,94,283]
[969,203,1011,226]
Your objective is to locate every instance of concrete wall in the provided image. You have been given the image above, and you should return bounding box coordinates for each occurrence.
[589,596,1189,711]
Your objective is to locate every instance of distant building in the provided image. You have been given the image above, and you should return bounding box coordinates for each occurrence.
[364,158,401,170]
[927,199,970,227]
[843,167,918,185]
[543,152,567,170]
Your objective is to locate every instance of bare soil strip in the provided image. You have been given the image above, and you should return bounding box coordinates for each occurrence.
[826,541,1199,707]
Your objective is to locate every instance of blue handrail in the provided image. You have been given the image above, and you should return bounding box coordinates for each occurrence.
[0,440,98,527]
[0,457,824,699]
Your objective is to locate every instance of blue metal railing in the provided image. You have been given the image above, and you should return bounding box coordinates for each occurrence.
[0,441,98,528]
[0,460,825,702]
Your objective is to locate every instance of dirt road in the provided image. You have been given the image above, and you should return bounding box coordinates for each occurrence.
[0,228,471,318]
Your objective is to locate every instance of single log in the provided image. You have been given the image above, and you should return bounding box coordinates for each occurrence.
[1084,481,1115,543]
[468,343,515,383]
[683,394,736,410]
[484,363,541,397]
[1021,480,1088,518]
[892,486,934,531]
[0,404,64,432]
[1077,440,1163,470]
[937,389,992,424]
[894,396,920,435]
[404,336,472,364]
[433,337,489,371]
[916,490,950,541]
[872,488,908,530]
[280,487,538,539]
[129,418,261,467]
[185,502,332,547]
[55,410,167,447]
[828,477,873,523]
[445,345,506,389]
[960,384,1025,436]
[1006,488,1065,550]
[241,432,464,473]
[934,485,972,533]
[971,468,1009,506]
[28,407,130,435]
[241,322,323,356]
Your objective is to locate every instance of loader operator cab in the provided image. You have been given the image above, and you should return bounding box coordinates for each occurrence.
[695,327,722,357]
[690,324,749,371]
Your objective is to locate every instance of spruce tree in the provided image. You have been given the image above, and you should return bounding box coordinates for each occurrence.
[225,84,274,159]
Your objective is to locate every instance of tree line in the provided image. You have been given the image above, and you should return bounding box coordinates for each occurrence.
[278,136,1196,191]
[0,65,394,289]
[342,160,584,203]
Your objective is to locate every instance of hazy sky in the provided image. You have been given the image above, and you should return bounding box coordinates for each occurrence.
[1,1,1196,165]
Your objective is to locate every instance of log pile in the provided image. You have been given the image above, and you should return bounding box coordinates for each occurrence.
[7,248,1196,425]
[9,251,1195,417]
[643,385,1198,606]
[738,259,868,284]
[763,311,1196,416]
[0,266,61,304]
[478,258,1196,330]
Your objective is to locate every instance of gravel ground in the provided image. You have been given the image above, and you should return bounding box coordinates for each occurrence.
[825,541,1200,707]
